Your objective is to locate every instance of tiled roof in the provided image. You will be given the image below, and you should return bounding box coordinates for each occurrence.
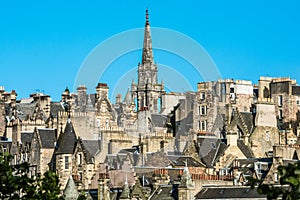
[108,170,135,188]
[146,151,172,167]
[56,120,77,154]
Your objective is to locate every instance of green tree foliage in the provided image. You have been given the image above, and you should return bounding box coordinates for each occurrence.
[249,162,300,200]
[0,152,63,200]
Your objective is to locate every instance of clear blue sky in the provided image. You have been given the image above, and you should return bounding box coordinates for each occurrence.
[1,1,300,101]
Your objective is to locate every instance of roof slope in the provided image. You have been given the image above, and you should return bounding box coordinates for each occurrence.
[195,186,266,199]
[80,139,100,163]
[56,120,77,154]
[38,129,57,149]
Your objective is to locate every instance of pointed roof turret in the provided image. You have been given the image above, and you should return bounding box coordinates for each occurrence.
[120,174,131,199]
[56,119,77,154]
[142,9,154,64]
[63,175,79,200]
[179,161,194,189]
[123,88,133,105]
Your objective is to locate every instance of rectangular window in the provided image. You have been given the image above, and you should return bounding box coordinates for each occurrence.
[279,109,283,120]
[201,121,207,131]
[200,92,205,100]
[78,154,82,165]
[200,106,207,115]
[65,156,69,170]
[278,95,283,106]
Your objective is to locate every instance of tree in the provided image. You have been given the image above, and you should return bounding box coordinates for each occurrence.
[0,152,63,200]
[249,162,300,200]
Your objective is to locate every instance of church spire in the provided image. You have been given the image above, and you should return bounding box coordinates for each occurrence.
[142,9,154,64]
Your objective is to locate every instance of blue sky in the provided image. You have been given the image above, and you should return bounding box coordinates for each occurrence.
[1,1,300,101]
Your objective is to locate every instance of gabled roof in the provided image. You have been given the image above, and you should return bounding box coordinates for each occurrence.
[16,102,36,121]
[38,129,57,149]
[79,139,100,163]
[56,119,77,154]
[198,137,228,167]
[239,112,254,134]
[167,155,205,168]
[237,140,254,158]
[50,102,65,118]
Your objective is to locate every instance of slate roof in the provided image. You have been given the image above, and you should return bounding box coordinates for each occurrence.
[292,85,300,95]
[21,132,34,146]
[149,184,178,200]
[239,112,254,134]
[16,102,36,121]
[38,129,57,149]
[236,158,273,179]
[211,108,225,134]
[50,102,65,118]
[195,186,267,199]
[198,137,228,167]
[237,140,254,158]
[167,155,205,167]
[151,114,167,127]
[56,120,77,154]
[80,139,100,163]
[176,111,193,135]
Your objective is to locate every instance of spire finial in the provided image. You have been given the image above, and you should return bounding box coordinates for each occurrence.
[145,9,149,24]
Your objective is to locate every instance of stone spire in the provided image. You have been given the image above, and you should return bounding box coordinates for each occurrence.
[142,9,154,64]
[132,9,164,113]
